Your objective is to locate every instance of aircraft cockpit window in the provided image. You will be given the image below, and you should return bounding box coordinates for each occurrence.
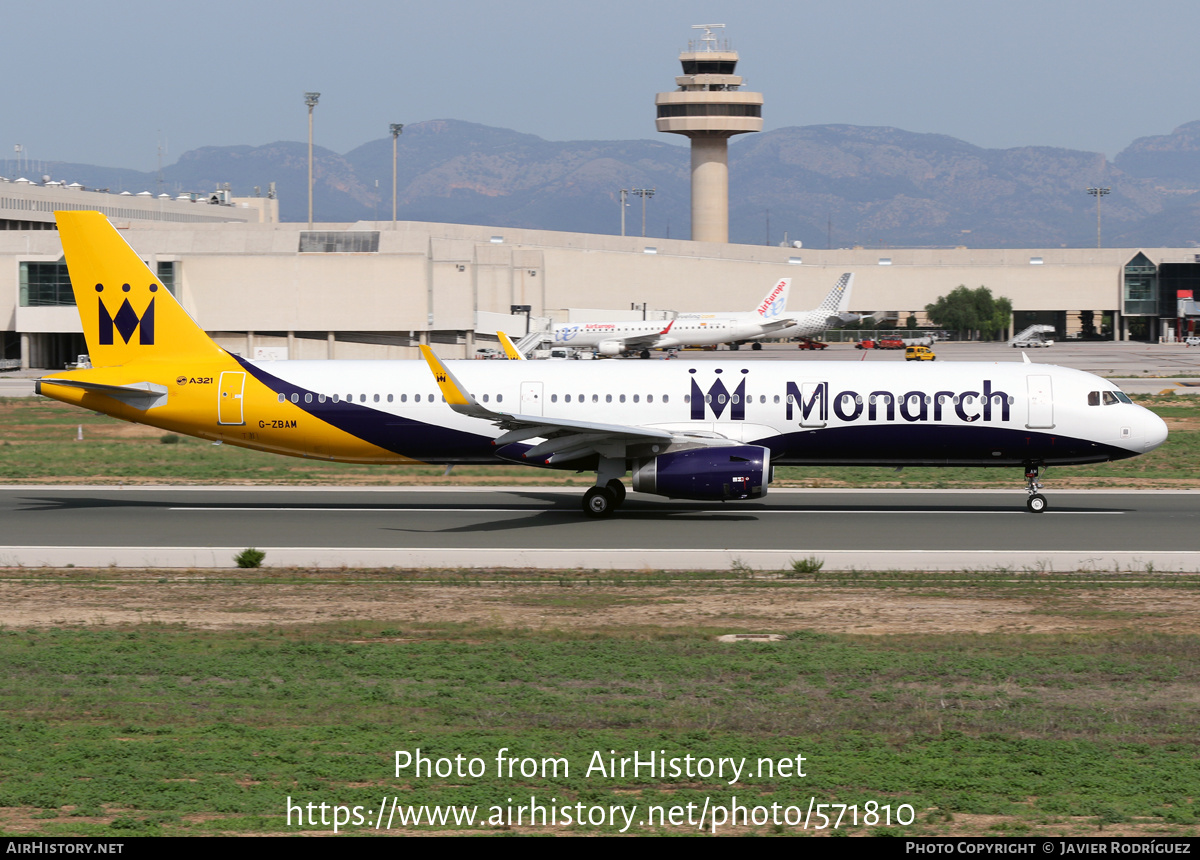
[1114,391,1132,404]
[1102,391,1124,406]
[1088,391,1100,406]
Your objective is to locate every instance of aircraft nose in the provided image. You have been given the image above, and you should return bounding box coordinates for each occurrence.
[1144,410,1168,453]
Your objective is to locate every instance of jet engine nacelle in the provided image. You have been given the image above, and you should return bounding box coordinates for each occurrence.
[632,445,770,501]
[597,340,624,357]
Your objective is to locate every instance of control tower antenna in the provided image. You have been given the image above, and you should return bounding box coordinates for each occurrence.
[655,24,762,243]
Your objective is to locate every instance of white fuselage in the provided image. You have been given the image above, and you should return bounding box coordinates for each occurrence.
[236,358,1166,468]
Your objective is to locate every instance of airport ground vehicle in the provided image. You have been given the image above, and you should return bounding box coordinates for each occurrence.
[37,212,1168,518]
[905,346,936,361]
[796,337,828,350]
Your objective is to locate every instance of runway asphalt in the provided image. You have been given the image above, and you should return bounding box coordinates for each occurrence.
[1,486,1196,571]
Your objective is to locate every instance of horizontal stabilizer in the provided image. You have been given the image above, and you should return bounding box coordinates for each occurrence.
[36,378,168,411]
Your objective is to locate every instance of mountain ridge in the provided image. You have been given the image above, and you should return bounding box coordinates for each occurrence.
[24,119,1200,248]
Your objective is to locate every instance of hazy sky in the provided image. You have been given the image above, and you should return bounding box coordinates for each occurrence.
[5,0,1199,171]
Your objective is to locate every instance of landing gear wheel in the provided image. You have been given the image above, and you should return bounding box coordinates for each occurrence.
[730,343,740,350]
[640,349,651,360]
[1026,493,1047,513]
[751,342,763,351]
[605,479,627,505]
[583,486,617,518]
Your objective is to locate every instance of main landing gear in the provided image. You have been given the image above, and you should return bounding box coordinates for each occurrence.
[1024,464,1047,513]
[582,480,626,518]
[583,457,627,517]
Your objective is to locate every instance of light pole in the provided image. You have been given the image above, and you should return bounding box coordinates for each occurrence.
[1087,186,1110,249]
[390,123,404,226]
[305,92,320,229]
[619,189,629,236]
[632,188,655,237]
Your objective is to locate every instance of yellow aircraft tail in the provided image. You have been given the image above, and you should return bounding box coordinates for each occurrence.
[55,210,224,367]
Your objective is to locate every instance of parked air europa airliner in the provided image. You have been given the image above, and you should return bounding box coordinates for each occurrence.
[38,212,1167,516]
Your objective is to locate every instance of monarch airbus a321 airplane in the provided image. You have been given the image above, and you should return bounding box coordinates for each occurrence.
[38,212,1167,517]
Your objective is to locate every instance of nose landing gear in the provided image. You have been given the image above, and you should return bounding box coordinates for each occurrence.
[1024,464,1047,513]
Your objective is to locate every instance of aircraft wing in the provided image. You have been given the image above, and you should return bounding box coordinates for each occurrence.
[420,345,676,465]
[608,319,677,351]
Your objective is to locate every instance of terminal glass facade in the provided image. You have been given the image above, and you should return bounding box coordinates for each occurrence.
[1122,253,1158,316]
[299,232,380,253]
[19,261,73,306]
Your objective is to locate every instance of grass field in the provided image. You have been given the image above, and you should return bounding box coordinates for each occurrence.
[0,395,1196,488]
[1,569,1199,837]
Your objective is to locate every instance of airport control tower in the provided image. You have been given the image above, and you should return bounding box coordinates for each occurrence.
[656,25,763,243]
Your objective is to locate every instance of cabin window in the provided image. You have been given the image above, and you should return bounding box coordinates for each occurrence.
[332,394,340,403]
[400,394,407,402]
[482,394,489,403]
[663,395,669,403]
[565,394,571,403]
[773,395,780,404]
[277,393,285,403]
[290,393,299,403]
[373,394,379,403]
[705,394,713,404]
[630,394,637,403]
[318,394,326,403]
[496,394,502,403]
[684,395,690,404]
[387,394,393,403]
[414,394,421,402]
[592,394,598,403]
[551,394,558,403]
[619,394,626,403]
[304,394,313,404]
[606,394,612,403]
